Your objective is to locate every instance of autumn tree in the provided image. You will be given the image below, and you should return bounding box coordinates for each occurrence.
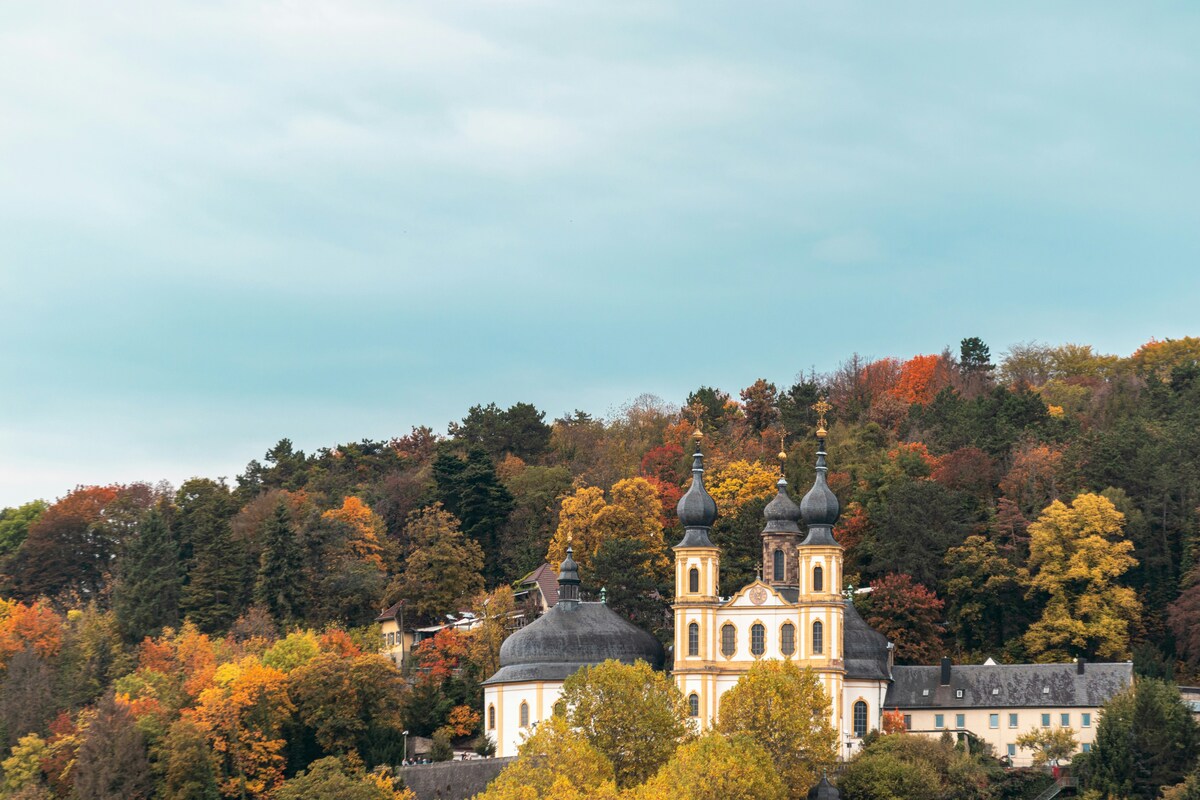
[113,506,181,642]
[740,379,779,434]
[271,756,414,800]
[633,731,785,800]
[546,478,667,580]
[890,354,950,406]
[476,715,618,800]
[716,660,838,797]
[560,659,692,788]
[1,648,53,746]
[496,464,572,581]
[943,535,1026,653]
[0,600,63,669]
[159,717,221,800]
[1023,493,1140,661]
[73,693,152,800]
[191,657,295,798]
[706,460,779,512]
[320,497,387,570]
[466,587,516,680]
[386,504,484,624]
[1016,726,1077,767]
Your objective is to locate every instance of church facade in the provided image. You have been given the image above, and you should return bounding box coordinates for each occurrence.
[672,424,892,757]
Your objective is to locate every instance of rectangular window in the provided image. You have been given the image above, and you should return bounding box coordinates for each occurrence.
[1061,713,1070,726]
[989,713,999,729]
[955,713,965,729]
[935,714,944,729]
[1082,713,1092,728]
[1009,713,1018,728]
[721,625,736,657]
[1007,744,1016,757]
[1082,743,1092,753]
[903,714,911,730]
[1041,713,1051,727]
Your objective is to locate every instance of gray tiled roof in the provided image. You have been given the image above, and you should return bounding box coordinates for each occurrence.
[484,601,664,685]
[884,662,1133,709]
[843,601,891,681]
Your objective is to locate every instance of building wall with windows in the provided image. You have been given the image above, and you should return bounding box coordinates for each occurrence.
[886,661,1132,767]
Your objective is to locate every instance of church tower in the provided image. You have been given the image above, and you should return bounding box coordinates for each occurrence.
[797,402,847,734]
[761,447,804,588]
[672,431,721,723]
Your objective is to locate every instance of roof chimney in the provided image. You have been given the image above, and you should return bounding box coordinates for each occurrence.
[940,657,952,686]
[1077,658,1086,675]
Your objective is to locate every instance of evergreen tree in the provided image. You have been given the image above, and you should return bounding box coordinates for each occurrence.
[254,501,305,624]
[431,445,513,581]
[178,479,243,633]
[1087,679,1200,799]
[73,693,152,800]
[113,507,181,643]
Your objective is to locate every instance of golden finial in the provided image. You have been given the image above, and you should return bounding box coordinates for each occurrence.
[812,398,833,438]
[777,433,787,463]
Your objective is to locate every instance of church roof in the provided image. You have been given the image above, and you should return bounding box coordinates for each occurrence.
[885,661,1133,709]
[483,600,665,685]
[843,600,892,681]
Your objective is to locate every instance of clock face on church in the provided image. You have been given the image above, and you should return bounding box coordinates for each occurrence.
[749,586,767,605]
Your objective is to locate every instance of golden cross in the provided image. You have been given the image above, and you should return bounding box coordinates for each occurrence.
[812,398,833,438]
[686,403,705,440]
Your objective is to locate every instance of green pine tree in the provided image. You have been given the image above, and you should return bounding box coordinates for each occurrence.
[254,501,305,624]
[113,507,181,643]
[179,479,243,633]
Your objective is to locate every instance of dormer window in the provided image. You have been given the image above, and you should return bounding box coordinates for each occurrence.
[956,690,964,698]
[992,688,1000,696]
[922,689,930,697]
[1043,686,1051,695]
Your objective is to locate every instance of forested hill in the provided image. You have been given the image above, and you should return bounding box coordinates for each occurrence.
[0,336,1198,796]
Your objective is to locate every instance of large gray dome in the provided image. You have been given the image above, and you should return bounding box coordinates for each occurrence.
[484,601,665,685]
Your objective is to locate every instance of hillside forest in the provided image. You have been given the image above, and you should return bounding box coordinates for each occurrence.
[1,335,1199,798]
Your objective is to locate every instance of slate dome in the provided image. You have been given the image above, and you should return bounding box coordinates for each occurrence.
[763,477,802,533]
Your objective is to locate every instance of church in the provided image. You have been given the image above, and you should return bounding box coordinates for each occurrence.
[481,414,1131,764]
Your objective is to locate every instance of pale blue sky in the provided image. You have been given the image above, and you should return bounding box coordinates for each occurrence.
[2,2,1198,506]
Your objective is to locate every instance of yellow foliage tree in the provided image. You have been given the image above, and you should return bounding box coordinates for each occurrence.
[546,478,666,577]
[633,731,785,800]
[716,661,837,797]
[1022,493,1141,661]
[475,715,619,800]
[322,497,386,569]
[191,656,295,799]
[705,460,778,512]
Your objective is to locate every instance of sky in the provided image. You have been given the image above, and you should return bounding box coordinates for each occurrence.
[1,1,1199,507]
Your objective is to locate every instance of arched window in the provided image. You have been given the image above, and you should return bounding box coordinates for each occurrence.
[721,624,736,657]
[813,565,824,592]
[688,693,700,718]
[853,700,868,738]
[773,549,785,582]
[519,701,530,728]
[488,704,496,730]
[812,620,824,655]
[781,623,796,656]
[553,700,566,717]
[689,567,700,594]
[750,623,766,656]
[688,622,700,656]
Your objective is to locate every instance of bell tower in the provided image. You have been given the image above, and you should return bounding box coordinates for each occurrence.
[672,430,721,725]
[762,443,803,587]
[797,400,846,734]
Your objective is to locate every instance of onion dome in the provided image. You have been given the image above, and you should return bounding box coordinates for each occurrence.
[763,477,802,533]
[483,555,665,686]
[675,442,718,547]
[807,775,841,800]
[800,438,840,546]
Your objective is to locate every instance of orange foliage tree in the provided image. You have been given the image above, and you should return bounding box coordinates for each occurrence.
[0,600,64,666]
[321,497,386,569]
[889,354,951,406]
[191,657,294,799]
